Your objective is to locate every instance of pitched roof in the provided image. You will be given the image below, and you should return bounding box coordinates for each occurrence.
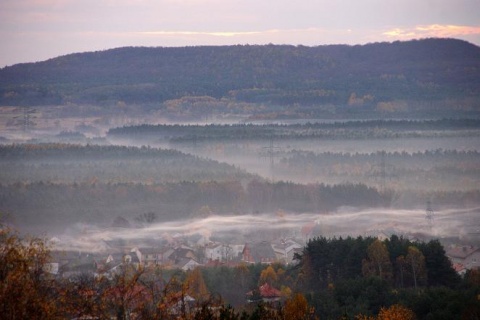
[137,247,163,255]
[259,283,282,298]
[246,283,282,298]
[453,263,466,273]
[244,241,276,263]
[446,246,479,259]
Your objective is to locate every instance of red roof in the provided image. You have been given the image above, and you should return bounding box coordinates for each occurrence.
[453,263,466,272]
[447,246,479,259]
[258,283,281,298]
[301,222,315,236]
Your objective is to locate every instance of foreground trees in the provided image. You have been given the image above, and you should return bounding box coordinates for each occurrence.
[1,223,478,319]
[0,226,61,319]
[296,236,480,319]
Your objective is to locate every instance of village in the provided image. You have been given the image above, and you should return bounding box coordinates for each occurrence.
[45,214,480,284]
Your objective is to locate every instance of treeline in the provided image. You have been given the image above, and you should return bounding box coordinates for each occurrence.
[3,179,479,230]
[1,39,479,112]
[0,144,254,184]
[295,236,479,318]
[0,180,386,229]
[2,226,479,319]
[107,119,480,142]
[277,149,480,191]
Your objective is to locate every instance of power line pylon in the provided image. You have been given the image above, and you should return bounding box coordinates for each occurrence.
[425,199,435,227]
[370,151,396,193]
[260,136,282,181]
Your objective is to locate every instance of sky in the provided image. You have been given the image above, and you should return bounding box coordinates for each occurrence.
[1,0,480,67]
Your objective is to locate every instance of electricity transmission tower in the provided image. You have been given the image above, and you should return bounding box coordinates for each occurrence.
[13,107,37,134]
[260,136,282,181]
[370,151,396,193]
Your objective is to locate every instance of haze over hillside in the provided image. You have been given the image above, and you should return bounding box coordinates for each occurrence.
[1,38,479,119]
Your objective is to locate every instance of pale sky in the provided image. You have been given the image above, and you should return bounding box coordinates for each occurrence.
[1,0,480,67]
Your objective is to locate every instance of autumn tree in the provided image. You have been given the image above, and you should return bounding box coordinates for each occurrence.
[283,293,316,320]
[102,264,150,320]
[362,239,393,281]
[377,304,416,320]
[259,265,278,286]
[0,225,61,319]
[405,246,427,289]
[184,267,210,302]
[59,273,109,319]
[395,255,407,288]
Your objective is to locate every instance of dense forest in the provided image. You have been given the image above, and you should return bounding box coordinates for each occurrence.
[1,141,479,231]
[0,144,254,184]
[107,119,480,142]
[105,120,480,192]
[0,143,376,229]
[2,226,479,319]
[1,39,479,119]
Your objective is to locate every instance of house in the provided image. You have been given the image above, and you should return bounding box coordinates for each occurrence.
[204,242,240,262]
[131,247,164,266]
[271,238,303,265]
[123,252,141,270]
[446,246,480,270]
[187,233,210,247]
[242,241,277,264]
[230,244,245,261]
[205,242,223,261]
[365,229,393,241]
[96,254,142,280]
[453,263,467,276]
[57,252,98,279]
[167,293,196,316]
[176,257,201,271]
[246,283,282,303]
[170,245,198,264]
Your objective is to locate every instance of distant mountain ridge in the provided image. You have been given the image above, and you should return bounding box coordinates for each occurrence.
[1,38,479,113]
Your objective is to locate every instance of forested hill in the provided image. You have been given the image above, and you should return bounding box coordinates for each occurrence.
[1,38,480,111]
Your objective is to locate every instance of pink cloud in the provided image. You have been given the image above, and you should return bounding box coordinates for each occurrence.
[383,24,480,40]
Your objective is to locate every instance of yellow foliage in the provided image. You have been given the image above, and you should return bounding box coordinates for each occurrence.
[184,267,210,302]
[377,304,416,320]
[0,225,61,319]
[259,265,278,285]
[284,293,311,320]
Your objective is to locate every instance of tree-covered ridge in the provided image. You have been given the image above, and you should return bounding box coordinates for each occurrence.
[0,144,255,183]
[0,143,187,160]
[1,38,479,110]
[278,149,480,191]
[107,119,480,142]
[3,178,479,229]
[0,180,388,228]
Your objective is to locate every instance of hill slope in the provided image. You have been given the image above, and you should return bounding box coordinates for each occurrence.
[1,38,479,113]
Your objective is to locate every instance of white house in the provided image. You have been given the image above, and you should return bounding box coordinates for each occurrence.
[205,242,223,261]
[446,246,480,271]
[176,258,201,271]
[271,238,303,265]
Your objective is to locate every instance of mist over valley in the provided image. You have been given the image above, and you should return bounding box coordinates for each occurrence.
[1,39,480,319]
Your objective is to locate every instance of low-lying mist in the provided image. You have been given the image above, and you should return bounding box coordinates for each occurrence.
[51,206,480,253]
